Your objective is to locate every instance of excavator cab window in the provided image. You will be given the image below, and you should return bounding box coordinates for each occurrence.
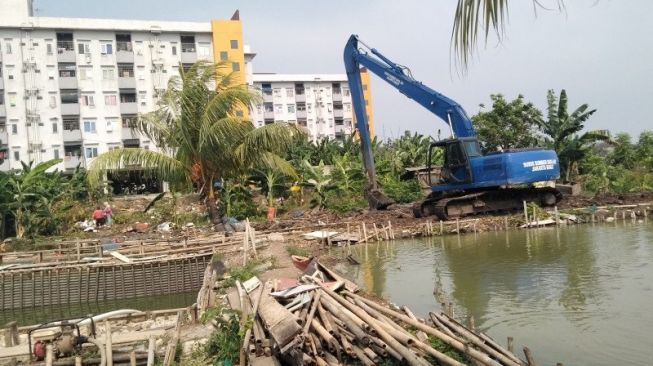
[441,140,473,184]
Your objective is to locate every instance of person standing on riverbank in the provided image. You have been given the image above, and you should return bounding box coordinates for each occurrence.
[104,202,113,227]
[93,206,106,227]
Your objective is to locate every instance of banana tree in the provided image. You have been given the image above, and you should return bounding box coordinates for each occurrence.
[1,159,63,238]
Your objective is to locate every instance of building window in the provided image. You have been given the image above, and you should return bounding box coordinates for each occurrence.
[327,103,333,112]
[46,43,53,55]
[197,44,210,57]
[77,42,91,54]
[262,83,272,95]
[60,90,78,104]
[264,102,273,112]
[273,88,281,96]
[83,120,96,133]
[53,149,60,159]
[85,147,98,158]
[286,88,294,98]
[0,94,3,105]
[102,67,115,80]
[343,87,350,97]
[63,117,79,131]
[171,45,177,55]
[58,63,76,77]
[52,122,58,133]
[81,94,95,107]
[5,42,12,54]
[49,95,57,108]
[106,118,117,132]
[11,124,17,134]
[297,102,306,111]
[344,103,351,112]
[230,40,238,49]
[287,104,295,113]
[14,151,19,161]
[232,62,240,72]
[220,51,228,61]
[180,35,196,52]
[78,66,92,80]
[104,94,117,106]
[274,104,283,113]
[118,63,134,78]
[100,42,113,55]
[116,34,132,51]
[8,93,17,107]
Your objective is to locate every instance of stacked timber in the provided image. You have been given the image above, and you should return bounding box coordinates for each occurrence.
[228,261,537,366]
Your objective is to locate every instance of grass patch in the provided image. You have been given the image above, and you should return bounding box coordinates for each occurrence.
[428,336,469,364]
[221,259,266,288]
[286,245,310,257]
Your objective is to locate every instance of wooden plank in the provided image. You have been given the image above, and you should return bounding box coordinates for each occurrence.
[257,281,301,348]
[107,251,132,263]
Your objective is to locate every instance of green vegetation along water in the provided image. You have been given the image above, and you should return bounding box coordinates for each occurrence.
[338,220,653,366]
[0,291,197,326]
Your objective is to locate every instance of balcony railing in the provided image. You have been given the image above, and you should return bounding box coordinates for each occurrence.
[116,41,133,52]
[57,41,74,52]
[181,43,196,53]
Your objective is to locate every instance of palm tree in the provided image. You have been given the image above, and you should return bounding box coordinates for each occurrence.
[451,0,565,70]
[538,89,606,181]
[87,61,303,221]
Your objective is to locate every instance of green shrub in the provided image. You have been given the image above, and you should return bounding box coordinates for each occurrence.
[379,175,423,203]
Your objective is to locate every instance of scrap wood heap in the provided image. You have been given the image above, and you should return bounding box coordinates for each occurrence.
[225,259,534,366]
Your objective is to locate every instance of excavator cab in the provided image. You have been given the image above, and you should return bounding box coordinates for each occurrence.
[428,138,480,185]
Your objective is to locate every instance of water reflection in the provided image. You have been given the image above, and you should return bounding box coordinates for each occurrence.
[340,221,653,366]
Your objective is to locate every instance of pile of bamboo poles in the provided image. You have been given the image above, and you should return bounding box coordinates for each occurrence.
[229,272,540,366]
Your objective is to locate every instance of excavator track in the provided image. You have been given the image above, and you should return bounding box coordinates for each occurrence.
[414,187,562,220]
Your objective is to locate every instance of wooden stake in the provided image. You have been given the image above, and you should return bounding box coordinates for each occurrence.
[440,220,443,235]
[242,222,249,265]
[362,223,368,243]
[523,346,537,366]
[455,218,460,234]
[75,356,82,366]
[523,200,528,224]
[507,336,514,353]
[147,336,156,366]
[468,315,476,331]
[105,320,113,366]
[554,206,559,225]
[373,223,380,241]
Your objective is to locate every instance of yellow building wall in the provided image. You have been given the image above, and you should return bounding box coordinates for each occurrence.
[211,18,248,118]
[359,68,375,138]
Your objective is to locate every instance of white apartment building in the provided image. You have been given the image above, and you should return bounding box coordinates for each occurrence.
[0,0,253,173]
[250,73,372,141]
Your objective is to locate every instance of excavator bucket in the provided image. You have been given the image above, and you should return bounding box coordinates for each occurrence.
[368,188,394,210]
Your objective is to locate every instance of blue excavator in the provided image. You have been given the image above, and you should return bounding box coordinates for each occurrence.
[344,35,562,219]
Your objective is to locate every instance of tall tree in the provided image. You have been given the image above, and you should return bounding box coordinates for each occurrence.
[472,94,542,152]
[539,89,606,181]
[87,61,303,222]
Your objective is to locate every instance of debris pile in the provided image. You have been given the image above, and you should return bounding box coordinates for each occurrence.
[227,259,534,366]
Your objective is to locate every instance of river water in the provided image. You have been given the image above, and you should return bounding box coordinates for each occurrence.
[338,221,653,366]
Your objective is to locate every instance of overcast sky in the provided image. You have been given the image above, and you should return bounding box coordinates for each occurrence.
[35,0,653,141]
